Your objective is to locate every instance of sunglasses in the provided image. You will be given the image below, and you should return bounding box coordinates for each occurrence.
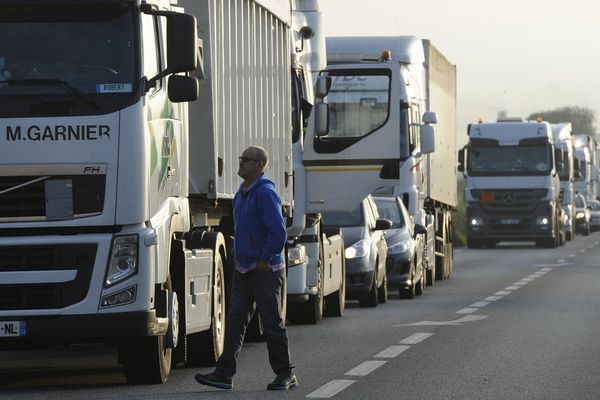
[238,156,261,164]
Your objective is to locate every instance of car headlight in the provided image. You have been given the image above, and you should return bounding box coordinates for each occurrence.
[345,239,370,259]
[105,235,138,287]
[287,244,307,267]
[576,211,585,219]
[387,241,409,255]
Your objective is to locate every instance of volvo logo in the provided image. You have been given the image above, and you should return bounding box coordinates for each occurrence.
[504,192,515,205]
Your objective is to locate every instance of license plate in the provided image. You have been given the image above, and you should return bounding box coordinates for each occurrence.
[0,321,26,337]
[500,219,519,225]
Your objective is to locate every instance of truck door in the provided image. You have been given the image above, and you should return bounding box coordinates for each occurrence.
[303,65,406,212]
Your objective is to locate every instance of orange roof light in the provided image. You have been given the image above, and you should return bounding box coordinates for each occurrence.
[381,50,392,61]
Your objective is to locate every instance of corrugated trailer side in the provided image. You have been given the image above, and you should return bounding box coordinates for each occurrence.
[423,40,457,209]
[182,0,292,206]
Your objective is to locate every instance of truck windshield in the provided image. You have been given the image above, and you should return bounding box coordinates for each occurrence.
[314,69,391,152]
[468,145,552,176]
[0,3,136,100]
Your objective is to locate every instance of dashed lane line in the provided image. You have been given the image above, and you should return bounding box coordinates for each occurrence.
[484,295,502,301]
[399,332,434,344]
[504,285,521,290]
[456,308,478,314]
[345,361,387,376]
[470,301,491,308]
[494,290,511,296]
[374,345,410,358]
[306,380,356,399]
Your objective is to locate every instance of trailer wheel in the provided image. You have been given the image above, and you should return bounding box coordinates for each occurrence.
[120,277,173,384]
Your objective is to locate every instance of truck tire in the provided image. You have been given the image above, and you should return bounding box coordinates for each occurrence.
[377,273,388,304]
[119,277,173,384]
[324,255,345,317]
[184,252,226,366]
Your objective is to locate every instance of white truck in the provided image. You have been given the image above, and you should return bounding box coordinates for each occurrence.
[551,123,576,240]
[459,119,563,248]
[303,36,457,285]
[285,0,346,324]
[0,0,292,384]
[574,134,599,202]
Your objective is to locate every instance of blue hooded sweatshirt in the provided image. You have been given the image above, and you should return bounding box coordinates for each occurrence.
[233,173,286,272]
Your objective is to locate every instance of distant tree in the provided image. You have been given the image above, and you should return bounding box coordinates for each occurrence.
[528,106,596,135]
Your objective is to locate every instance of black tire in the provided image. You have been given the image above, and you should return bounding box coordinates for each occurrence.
[359,268,379,307]
[184,253,226,366]
[399,260,416,299]
[584,224,590,236]
[377,273,388,304]
[415,258,424,296]
[467,238,483,249]
[324,255,345,317]
[120,277,173,384]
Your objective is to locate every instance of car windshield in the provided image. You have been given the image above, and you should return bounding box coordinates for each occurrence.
[576,196,585,208]
[0,3,135,96]
[321,203,364,227]
[374,199,405,229]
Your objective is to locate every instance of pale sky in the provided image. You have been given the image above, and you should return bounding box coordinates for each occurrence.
[321,0,600,143]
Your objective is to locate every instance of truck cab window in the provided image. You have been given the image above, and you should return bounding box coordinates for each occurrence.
[142,14,161,93]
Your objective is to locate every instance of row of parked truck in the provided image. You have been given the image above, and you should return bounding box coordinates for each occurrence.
[0,0,457,384]
[459,117,600,248]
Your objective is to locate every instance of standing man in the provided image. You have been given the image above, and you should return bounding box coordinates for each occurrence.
[195,145,297,391]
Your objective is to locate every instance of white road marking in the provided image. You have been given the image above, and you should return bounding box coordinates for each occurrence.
[558,259,565,263]
[504,285,521,290]
[394,315,488,327]
[306,380,356,398]
[595,241,599,245]
[513,281,529,286]
[345,361,387,376]
[494,290,511,296]
[534,264,568,267]
[587,245,594,249]
[470,301,490,308]
[399,332,434,344]
[374,345,410,358]
[456,307,478,314]
[540,267,553,272]
[568,254,576,258]
[484,295,502,301]
[579,249,587,253]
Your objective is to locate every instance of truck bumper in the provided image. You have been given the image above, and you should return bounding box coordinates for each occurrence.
[0,311,167,348]
[467,202,556,241]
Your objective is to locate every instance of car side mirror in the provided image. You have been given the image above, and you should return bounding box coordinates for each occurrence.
[375,218,393,231]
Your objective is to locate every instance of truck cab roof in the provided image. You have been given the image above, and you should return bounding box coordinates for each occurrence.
[469,121,553,146]
[326,35,425,64]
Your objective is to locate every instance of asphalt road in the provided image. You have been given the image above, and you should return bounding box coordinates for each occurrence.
[2,234,600,400]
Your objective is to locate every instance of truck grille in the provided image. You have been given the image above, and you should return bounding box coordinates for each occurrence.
[0,244,97,310]
[0,175,105,220]
[472,189,548,215]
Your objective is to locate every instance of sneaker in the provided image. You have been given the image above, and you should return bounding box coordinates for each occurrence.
[194,371,232,390]
[267,371,298,390]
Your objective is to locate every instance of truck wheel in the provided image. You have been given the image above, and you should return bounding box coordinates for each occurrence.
[120,277,173,384]
[324,256,345,317]
[184,252,226,366]
[289,260,323,324]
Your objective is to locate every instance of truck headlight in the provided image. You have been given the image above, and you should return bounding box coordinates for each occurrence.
[105,235,138,287]
[345,239,369,259]
[287,244,307,267]
[470,217,484,226]
[387,241,409,255]
[536,217,549,225]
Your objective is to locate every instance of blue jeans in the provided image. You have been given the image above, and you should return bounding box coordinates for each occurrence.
[215,268,293,377]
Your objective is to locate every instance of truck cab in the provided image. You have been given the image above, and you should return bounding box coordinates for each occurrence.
[460,120,562,248]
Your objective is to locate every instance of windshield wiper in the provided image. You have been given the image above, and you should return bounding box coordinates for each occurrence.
[0,78,100,110]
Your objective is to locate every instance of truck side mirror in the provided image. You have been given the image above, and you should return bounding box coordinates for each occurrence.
[166,13,199,73]
[419,123,435,154]
[168,75,199,102]
[314,102,329,137]
[413,223,427,237]
[422,111,438,124]
[458,145,466,172]
[315,75,331,99]
[574,170,583,179]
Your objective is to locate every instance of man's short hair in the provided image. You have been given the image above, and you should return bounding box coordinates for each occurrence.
[249,145,269,169]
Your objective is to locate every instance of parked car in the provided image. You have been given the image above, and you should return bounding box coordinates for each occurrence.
[321,195,392,307]
[374,196,427,299]
[575,194,591,236]
[587,199,600,232]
